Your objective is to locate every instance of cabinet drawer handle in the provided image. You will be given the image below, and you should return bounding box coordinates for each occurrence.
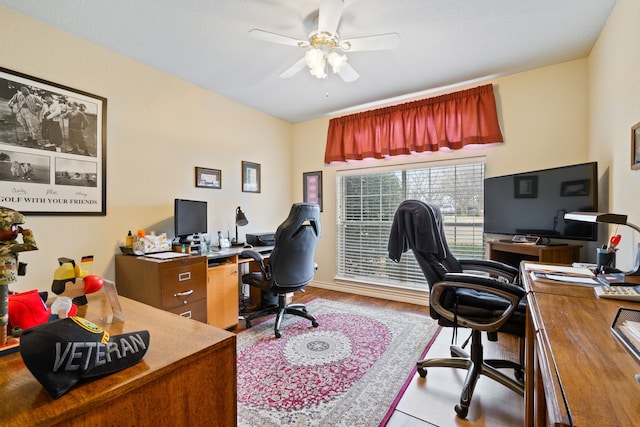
[174,290,194,298]
[178,310,192,318]
[178,272,191,281]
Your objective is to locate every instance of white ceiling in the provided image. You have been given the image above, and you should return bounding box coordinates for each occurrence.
[0,0,616,123]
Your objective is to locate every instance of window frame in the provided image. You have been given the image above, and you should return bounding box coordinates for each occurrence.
[335,157,486,290]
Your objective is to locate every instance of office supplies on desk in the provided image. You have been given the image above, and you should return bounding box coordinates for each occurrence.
[145,252,189,260]
[564,211,640,276]
[523,262,595,276]
[611,308,640,363]
[608,233,621,251]
[595,285,640,302]
[530,270,604,286]
[524,262,605,286]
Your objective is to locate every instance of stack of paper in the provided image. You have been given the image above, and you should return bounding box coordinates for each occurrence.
[619,320,640,350]
[523,262,604,286]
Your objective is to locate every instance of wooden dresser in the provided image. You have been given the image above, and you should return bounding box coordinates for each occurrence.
[115,254,207,322]
[0,293,236,427]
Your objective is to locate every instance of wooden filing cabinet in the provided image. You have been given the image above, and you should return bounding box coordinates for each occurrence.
[115,254,208,322]
[207,255,239,329]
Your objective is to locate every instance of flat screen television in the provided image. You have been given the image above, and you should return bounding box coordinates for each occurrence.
[484,162,598,242]
[174,199,207,241]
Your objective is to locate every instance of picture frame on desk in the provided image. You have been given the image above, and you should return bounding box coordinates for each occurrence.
[0,67,107,215]
[631,120,640,170]
[242,161,260,193]
[195,166,221,189]
[303,171,323,212]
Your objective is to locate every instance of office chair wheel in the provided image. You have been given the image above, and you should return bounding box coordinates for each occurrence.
[417,367,427,378]
[455,404,469,419]
[275,330,282,339]
[245,320,252,329]
[312,320,319,328]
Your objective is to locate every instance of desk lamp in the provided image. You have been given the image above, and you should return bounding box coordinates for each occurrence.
[564,211,640,276]
[233,206,249,247]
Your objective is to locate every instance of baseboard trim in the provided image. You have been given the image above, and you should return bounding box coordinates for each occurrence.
[309,279,429,306]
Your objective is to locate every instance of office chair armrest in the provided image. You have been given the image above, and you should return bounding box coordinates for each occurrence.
[240,249,264,263]
[431,273,525,332]
[458,258,519,283]
[240,249,269,277]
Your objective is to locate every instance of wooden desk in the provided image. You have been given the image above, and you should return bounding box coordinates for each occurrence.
[489,241,581,267]
[522,266,640,426]
[0,293,237,427]
[115,246,273,330]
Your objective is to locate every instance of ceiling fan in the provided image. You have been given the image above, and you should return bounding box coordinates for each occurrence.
[249,0,400,82]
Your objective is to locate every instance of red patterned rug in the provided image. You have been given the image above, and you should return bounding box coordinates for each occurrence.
[237,298,441,426]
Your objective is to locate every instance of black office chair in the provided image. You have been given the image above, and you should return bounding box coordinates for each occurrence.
[388,200,525,419]
[241,203,321,338]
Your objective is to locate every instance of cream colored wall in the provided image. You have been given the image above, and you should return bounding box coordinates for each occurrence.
[1,8,293,292]
[292,59,591,288]
[588,0,640,270]
[3,4,616,295]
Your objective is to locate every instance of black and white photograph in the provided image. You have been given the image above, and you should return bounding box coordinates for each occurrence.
[0,67,106,214]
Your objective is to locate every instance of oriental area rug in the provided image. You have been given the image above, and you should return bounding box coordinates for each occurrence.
[236,298,441,427]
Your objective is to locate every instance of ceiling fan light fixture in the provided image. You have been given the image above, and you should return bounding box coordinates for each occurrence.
[327,51,347,73]
[305,48,328,79]
[304,48,324,68]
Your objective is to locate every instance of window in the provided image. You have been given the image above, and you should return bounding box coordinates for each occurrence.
[336,160,485,290]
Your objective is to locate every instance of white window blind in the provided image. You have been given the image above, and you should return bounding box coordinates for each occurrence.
[336,160,485,290]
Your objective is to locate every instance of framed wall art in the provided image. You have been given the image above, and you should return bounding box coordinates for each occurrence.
[242,161,260,193]
[632,121,640,170]
[303,171,323,212]
[0,67,107,215]
[195,167,221,189]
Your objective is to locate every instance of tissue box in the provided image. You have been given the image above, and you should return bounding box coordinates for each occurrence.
[134,233,172,254]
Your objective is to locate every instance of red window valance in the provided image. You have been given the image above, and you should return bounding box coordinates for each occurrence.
[324,84,503,163]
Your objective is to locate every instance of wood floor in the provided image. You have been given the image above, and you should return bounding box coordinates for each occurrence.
[238,286,525,427]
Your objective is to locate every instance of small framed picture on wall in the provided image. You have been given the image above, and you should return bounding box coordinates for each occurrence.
[632,121,640,170]
[303,171,323,212]
[195,167,221,189]
[242,161,261,193]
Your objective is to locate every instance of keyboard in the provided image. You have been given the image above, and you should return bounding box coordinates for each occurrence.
[594,285,640,302]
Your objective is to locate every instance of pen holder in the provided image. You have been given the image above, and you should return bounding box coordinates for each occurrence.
[596,248,616,274]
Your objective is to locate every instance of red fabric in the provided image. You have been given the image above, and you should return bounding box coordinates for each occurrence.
[8,290,51,330]
[324,84,503,163]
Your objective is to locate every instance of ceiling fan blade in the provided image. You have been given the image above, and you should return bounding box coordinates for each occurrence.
[279,57,308,78]
[337,62,359,83]
[249,29,307,48]
[341,33,400,52]
[318,0,344,35]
